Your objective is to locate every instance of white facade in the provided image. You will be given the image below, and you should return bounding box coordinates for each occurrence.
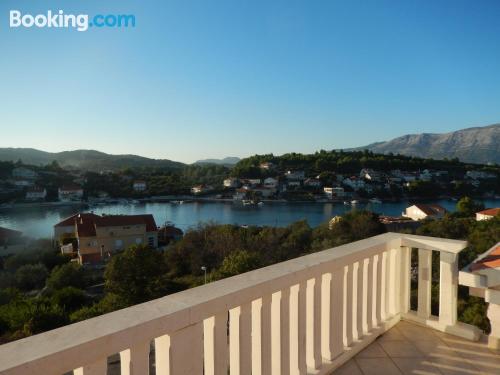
[133,181,147,191]
[263,177,278,188]
[476,209,500,221]
[403,204,446,221]
[285,170,305,180]
[26,188,46,200]
[223,178,240,188]
[324,186,345,199]
[58,187,84,202]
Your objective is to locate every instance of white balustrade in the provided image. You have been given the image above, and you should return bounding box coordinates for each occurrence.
[0,233,481,375]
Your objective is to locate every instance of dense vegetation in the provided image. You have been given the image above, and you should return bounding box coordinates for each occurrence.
[0,202,498,343]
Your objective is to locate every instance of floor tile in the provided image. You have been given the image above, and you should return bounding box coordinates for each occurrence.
[392,357,443,375]
[333,359,363,375]
[355,358,403,375]
[379,339,425,358]
[356,342,388,358]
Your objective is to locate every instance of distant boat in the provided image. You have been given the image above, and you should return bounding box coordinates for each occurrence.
[369,198,382,204]
[257,201,264,206]
[343,201,350,205]
[351,200,359,205]
[171,200,184,205]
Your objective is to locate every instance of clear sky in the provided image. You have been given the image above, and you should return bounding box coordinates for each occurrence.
[1,0,500,163]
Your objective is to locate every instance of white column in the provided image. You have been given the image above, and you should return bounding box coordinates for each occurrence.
[230,303,252,375]
[374,253,383,326]
[439,252,458,326]
[399,247,411,314]
[342,265,354,347]
[389,248,401,315]
[154,335,169,375]
[278,288,291,375]
[204,312,228,375]
[487,304,500,350]
[363,257,373,333]
[252,295,272,375]
[418,249,432,318]
[380,251,388,320]
[290,283,307,375]
[354,261,364,340]
[120,341,150,375]
[306,277,322,370]
[329,269,344,360]
[162,323,204,375]
[74,358,107,375]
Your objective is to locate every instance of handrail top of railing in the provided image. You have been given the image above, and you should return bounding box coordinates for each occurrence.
[0,233,467,374]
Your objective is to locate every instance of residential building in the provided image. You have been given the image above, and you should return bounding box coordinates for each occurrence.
[233,188,247,201]
[285,170,305,180]
[223,178,240,188]
[53,213,158,264]
[241,179,261,187]
[476,208,500,221]
[25,186,47,201]
[402,204,447,221]
[287,180,301,188]
[263,177,278,188]
[466,170,497,180]
[0,226,22,249]
[304,178,321,188]
[342,177,366,191]
[13,179,33,187]
[191,185,214,194]
[359,168,383,182]
[252,187,276,198]
[12,167,37,180]
[58,185,84,202]
[324,187,345,199]
[259,162,275,170]
[132,181,147,192]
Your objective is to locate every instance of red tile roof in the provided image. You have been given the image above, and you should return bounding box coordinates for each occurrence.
[414,204,446,216]
[470,245,500,271]
[0,226,22,242]
[477,208,500,217]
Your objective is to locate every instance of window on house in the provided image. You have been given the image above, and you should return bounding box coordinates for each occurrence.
[115,239,123,249]
[148,237,154,247]
[135,238,142,245]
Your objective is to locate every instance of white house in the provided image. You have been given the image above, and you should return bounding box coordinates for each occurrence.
[323,187,345,199]
[304,178,321,188]
[402,204,446,221]
[259,162,275,170]
[58,185,84,202]
[223,178,240,188]
[263,177,278,188]
[476,208,500,221]
[242,179,261,187]
[133,181,147,192]
[287,180,301,188]
[360,169,383,182]
[342,177,365,191]
[252,187,275,198]
[26,186,47,201]
[285,171,305,181]
[466,171,497,180]
[191,185,214,195]
[12,167,37,180]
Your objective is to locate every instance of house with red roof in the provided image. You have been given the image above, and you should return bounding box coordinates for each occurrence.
[58,185,84,202]
[402,203,447,221]
[476,208,500,221]
[54,213,158,264]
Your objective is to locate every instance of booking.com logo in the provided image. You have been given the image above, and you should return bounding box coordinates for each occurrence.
[9,10,135,32]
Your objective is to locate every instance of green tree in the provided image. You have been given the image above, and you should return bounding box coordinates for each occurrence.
[218,250,261,278]
[456,196,484,217]
[46,263,85,290]
[104,245,171,305]
[15,263,48,291]
[51,287,88,312]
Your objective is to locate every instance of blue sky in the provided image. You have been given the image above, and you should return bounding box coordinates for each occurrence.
[1,0,500,163]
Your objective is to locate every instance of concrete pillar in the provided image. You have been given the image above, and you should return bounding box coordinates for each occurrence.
[418,249,432,318]
[120,341,150,375]
[229,303,252,375]
[342,264,354,347]
[487,303,500,350]
[439,252,458,326]
[306,276,322,370]
[399,247,411,314]
[203,312,228,375]
[74,358,107,375]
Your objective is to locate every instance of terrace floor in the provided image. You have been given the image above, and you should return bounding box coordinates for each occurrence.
[333,321,500,375]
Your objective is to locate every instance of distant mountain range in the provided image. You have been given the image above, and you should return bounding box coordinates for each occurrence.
[0,148,185,171]
[352,124,500,164]
[194,157,241,166]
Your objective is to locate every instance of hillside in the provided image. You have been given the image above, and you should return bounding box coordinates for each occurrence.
[194,157,240,166]
[0,148,185,171]
[353,124,500,164]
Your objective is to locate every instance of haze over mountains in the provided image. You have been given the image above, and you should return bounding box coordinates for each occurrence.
[0,124,498,170]
[352,124,499,164]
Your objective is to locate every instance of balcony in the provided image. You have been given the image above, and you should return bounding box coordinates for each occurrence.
[0,232,498,375]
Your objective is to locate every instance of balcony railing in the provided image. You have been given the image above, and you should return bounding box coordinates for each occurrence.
[0,233,482,375]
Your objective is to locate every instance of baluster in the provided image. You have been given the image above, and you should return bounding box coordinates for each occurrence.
[374,253,383,326]
[365,257,374,332]
[306,277,322,370]
[330,269,344,359]
[120,341,150,375]
[400,246,411,314]
[204,312,228,375]
[229,303,252,375]
[278,288,291,374]
[380,251,388,320]
[354,261,364,340]
[388,248,401,315]
[73,358,107,375]
[290,283,307,375]
[298,281,307,374]
[253,295,272,375]
[418,249,432,318]
[342,264,354,347]
[439,252,458,326]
